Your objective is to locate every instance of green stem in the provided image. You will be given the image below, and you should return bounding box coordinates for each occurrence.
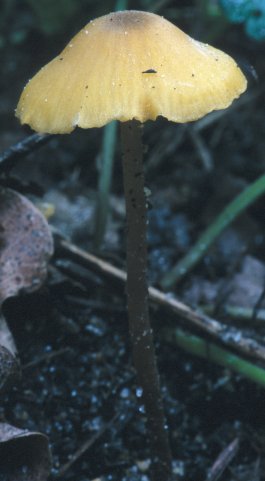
[163,327,265,388]
[93,0,128,249]
[202,304,265,323]
[161,172,265,289]
[121,120,173,481]
[93,121,117,248]
[115,0,129,9]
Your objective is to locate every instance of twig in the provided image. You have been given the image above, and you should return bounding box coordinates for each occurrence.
[22,347,72,370]
[0,133,51,171]
[56,413,119,478]
[202,304,265,324]
[206,438,239,481]
[147,89,261,172]
[187,126,213,171]
[194,89,262,133]
[54,235,265,364]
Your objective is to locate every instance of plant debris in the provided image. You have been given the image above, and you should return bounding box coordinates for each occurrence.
[0,423,51,481]
[0,187,53,302]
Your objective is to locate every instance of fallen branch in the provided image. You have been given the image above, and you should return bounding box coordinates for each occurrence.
[206,438,239,481]
[54,235,265,364]
[56,413,119,478]
[0,133,51,171]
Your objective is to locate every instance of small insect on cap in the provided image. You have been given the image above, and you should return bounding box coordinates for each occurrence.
[16,10,247,134]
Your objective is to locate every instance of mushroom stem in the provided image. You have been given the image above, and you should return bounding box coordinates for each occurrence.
[120,120,173,480]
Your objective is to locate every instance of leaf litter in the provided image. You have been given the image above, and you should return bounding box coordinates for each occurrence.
[0,187,53,480]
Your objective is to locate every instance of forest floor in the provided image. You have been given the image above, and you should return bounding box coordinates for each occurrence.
[1,3,265,481]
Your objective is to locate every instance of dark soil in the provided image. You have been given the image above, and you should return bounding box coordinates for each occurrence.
[1,1,265,480]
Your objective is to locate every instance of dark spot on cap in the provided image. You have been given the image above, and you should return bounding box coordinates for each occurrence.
[85,85,88,89]
[142,69,157,74]
[59,57,64,61]
[192,73,195,77]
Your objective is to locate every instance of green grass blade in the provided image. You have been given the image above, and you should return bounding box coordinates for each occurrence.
[163,327,265,388]
[93,121,118,249]
[115,0,129,9]
[93,0,129,249]
[161,172,265,289]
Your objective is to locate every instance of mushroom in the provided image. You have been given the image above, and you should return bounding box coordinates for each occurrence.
[16,10,247,480]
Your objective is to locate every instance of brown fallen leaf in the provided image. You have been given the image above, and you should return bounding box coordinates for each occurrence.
[0,422,51,481]
[0,187,53,388]
[0,187,54,302]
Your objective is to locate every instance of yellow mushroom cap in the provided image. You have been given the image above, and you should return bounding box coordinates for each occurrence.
[16,10,247,134]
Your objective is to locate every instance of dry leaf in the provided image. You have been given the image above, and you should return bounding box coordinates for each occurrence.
[0,187,54,303]
[0,188,54,391]
[0,423,51,481]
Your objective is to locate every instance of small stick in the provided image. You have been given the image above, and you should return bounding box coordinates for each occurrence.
[0,133,51,171]
[206,438,239,481]
[202,304,265,324]
[22,347,72,370]
[56,413,120,478]
[55,235,265,364]
[194,89,262,133]
[187,127,213,171]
